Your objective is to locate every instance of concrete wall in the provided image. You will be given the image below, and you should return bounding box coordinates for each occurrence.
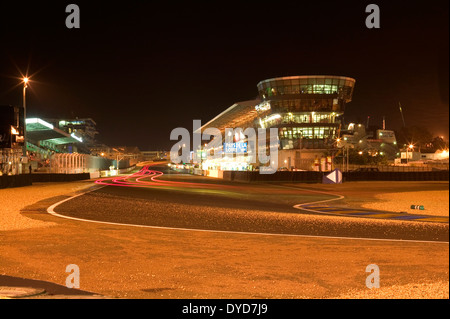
[223,171,324,183]
[343,170,449,182]
[30,173,91,182]
[222,170,449,183]
[0,174,32,189]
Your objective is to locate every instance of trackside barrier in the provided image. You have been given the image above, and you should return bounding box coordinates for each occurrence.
[29,166,137,182]
[30,173,91,183]
[222,171,324,183]
[0,166,137,188]
[0,175,32,189]
[221,170,449,183]
[343,170,449,182]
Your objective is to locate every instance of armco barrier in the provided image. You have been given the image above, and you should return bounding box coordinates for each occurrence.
[0,174,32,189]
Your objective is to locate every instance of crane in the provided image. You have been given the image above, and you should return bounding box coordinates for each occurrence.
[399,102,406,127]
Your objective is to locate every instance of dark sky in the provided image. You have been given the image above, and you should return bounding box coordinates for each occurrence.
[0,1,448,150]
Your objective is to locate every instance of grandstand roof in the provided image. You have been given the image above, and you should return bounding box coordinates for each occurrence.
[26,118,83,145]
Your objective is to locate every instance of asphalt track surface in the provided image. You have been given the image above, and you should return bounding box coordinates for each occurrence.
[52,164,449,243]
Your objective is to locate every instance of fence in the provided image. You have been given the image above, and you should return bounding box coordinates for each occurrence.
[48,153,130,174]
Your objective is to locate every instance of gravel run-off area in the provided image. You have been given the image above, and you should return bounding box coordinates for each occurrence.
[0,181,94,231]
[0,181,448,299]
[362,190,449,216]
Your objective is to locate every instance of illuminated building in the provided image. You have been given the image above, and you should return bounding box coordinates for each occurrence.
[340,123,399,159]
[53,118,99,148]
[256,75,355,170]
[198,76,356,172]
[141,150,168,161]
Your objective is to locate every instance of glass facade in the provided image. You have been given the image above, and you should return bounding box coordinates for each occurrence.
[256,75,355,150]
[198,76,356,171]
[257,76,355,99]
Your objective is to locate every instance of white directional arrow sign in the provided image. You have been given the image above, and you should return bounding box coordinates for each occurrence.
[323,169,343,184]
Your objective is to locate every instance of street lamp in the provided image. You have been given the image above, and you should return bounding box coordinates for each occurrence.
[406,144,414,164]
[22,77,29,157]
[335,137,348,172]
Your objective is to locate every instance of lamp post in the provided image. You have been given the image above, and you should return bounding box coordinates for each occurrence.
[22,77,29,157]
[116,154,127,175]
[336,138,348,172]
[406,144,414,164]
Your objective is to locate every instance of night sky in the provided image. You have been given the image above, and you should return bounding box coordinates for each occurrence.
[0,1,448,150]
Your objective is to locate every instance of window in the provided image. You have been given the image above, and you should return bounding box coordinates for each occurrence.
[305,85,313,94]
[303,128,313,139]
[284,85,292,94]
[316,78,325,85]
[331,85,338,93]
[312,114,320,123]
[313,85,324,94]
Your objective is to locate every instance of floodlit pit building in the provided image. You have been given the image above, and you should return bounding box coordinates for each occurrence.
[197,75,356,171]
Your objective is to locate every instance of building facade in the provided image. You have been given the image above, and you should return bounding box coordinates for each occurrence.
[0,105,25,175]
[256,75,355,148]
[339,123,399,160]
[256,75,355,170]
[196,76,356,172]
[53,118,99,148]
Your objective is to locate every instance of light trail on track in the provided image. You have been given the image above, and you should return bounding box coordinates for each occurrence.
[94,164,308,194]
[94,165,237,190]
[44,164,449,242]
[94,164,343,206]
[94,165,448,224]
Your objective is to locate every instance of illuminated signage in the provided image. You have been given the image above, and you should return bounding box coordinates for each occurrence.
[255,101,271,112]
[224,142,247,154]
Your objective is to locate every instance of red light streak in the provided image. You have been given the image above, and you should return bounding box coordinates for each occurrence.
[95,165,232,190]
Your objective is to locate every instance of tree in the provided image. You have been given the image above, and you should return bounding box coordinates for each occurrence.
[427,136,449,152]
[333,148,388,165]
[395,126,434,150]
